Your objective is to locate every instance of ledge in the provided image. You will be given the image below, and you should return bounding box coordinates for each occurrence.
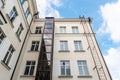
[20,75,35,77]
[77,75,92,78]
[74,50,85,52]
[58,75,73,78]
[28,50,40,52]
[1,60,11,70]
[59,50,70,52]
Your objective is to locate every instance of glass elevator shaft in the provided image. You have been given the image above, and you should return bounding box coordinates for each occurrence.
[35,17,54,80]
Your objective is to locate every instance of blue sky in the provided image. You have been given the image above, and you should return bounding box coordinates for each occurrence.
[36,0,120,79]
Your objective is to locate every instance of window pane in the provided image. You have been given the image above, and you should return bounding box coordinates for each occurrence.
[66,66,70,75]
[30,66,35,75]
[61,66,65,75]
[24,66,30,75]
[60,27,66,33]
[72,27,78,33]
[44,39,52,45]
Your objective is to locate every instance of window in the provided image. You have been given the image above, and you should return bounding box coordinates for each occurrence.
[60,41,68,51]
[20,0,25,5]
[60,27,66,33]
[24,61,36,75]
[30,41,39,51]
[25,8,30,18]
[8,7,18,22]
[35,27,41,34]
[60,61,71,76]
[0,11,7,25]
[16,24,23,37]
[72,27,79,33]
[3,45,15,65]
[0,28,6,44]
[77,61,89,76]
[74,41,83,51]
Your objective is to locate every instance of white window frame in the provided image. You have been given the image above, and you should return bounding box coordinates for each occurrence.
[74,41,83,51]
[24,61,36,76]
[60,27,66,33]
[60,41,68,51]
[72,26,79,33]
[30,41,39,51]
[60,61,71,76]
[77,61,89,76]
[3,45,15,65]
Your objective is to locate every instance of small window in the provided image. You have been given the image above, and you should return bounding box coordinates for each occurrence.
[60,61,71,76]
[24,61,36,75]
[25,8,30,18]
[72,27,79,33]
[20,0,25,5]
[8,7,18,22]
[35,27,41,34]
[16,24,24,37]
[60,27,66,33]
[77,61,89,76]
[0,11,7,25]
[74,41,83,51]
[3,45,15,65]
[60,41,68,51]
[0,28,6,44]
[30,41,39,51]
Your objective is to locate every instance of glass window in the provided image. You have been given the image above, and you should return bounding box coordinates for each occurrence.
[20,0,25,5]
[74,41,83,50]
[60,61,71,76]
[8,7,18,22]
[60,41,68,51]
[77,61,89,76]
[0,11,7,25]
[60,27,66,33]
[3,45,15,65]
[35,27,41,34]
[72,27,79,33]
[25,8,30,18]
[24,61,36,75]
[0,28,6,44]
[16,24,24,37]
[30,41,39,51]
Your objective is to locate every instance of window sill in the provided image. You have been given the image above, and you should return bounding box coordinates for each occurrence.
[20,75,35,77]
[59,50,70,52]
[77,75,92,78]
[1,60,11,70]
[28,50,40,52]
[58,75,73,78]
[74,50,85,52]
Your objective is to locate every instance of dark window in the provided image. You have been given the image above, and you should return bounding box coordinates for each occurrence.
[16,23,24,37]
[3,45,15,65]
[0,28,6,44]
[30,41,39,51]
[0,11,7,25]
[35,27,41,34]
[24,61,36,75]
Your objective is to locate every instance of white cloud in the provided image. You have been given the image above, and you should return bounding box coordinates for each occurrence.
[36,0,62,18]
[104,47,120,80]
[98,0,120,43]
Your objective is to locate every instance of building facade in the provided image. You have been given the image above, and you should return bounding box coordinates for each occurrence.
[0,0,38,80]
[0,0,112,80]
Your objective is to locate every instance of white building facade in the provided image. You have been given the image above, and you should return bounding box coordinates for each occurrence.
[0,0,112,80]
